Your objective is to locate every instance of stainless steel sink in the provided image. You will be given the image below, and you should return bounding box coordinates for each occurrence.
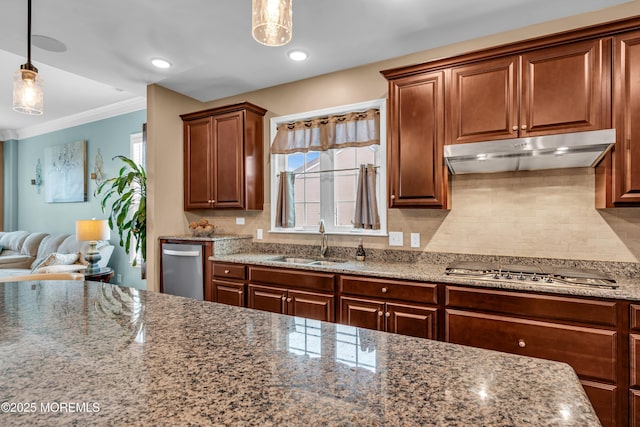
[270,256,347,266]
[270,256,317,264]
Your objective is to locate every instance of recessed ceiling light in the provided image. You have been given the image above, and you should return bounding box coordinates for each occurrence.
[287,50,308,61]
[32,35,67,53]
[151,58,172,69]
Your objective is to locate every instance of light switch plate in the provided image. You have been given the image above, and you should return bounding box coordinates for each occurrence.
[389,231,403,246]
[256,229,263,240]
[236,217,245,225]
[410,232,420,248]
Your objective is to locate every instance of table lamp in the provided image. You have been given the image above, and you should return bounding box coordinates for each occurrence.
[76,219,110,274]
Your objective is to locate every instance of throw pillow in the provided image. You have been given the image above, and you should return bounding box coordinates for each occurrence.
[31,252,81,273]
[0,244,3,254]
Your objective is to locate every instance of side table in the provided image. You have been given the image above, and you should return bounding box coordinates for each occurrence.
[84,267,114,283]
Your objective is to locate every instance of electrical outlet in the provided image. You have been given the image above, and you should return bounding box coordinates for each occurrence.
[236,217,245,225]
[116,273,122,284]
[410,233,420,248]
[388,231,403,246]
[256,229,263,240]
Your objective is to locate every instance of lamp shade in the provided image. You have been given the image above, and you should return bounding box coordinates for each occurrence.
[252,0,292,47]
[76,219,110,241]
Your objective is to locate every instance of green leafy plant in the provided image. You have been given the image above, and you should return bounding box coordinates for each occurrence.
[96,155,146,266]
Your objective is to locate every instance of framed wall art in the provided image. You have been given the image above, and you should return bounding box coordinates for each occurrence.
[44,140,87,203]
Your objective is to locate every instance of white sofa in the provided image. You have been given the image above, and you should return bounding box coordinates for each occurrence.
[0,230,114,279]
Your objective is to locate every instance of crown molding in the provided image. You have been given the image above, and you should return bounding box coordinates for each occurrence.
[14,96,146,140]
[0,129,19,141]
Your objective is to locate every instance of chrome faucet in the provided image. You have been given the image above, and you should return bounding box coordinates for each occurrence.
[319,219,328,258]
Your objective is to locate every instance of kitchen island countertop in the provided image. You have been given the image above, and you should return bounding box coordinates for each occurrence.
[0,280,598,426]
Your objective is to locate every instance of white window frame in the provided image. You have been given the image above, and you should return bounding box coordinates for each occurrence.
[269,99,387,236]
[129,131,144,266]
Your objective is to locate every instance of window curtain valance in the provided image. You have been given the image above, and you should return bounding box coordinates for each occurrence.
[271,108,380,154]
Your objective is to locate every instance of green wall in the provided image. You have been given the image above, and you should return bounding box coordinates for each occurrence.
[16,110,147,289]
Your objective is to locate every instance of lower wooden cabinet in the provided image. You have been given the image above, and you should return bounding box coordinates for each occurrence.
[445,309,617,382]
[211,262,247,307]
[581,380,617,427]
[213,280,245,307]
[445,285,620,427]
[340,296,437,339]
[631,389,640,427]
[246,266,336,322]
[248,284,334,322]
[339,276,439,340]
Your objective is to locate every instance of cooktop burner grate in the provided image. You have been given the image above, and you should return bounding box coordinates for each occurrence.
[444,261,617,289]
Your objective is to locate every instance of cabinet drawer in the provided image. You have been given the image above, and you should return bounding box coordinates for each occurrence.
[446,286,617,327]
[631,304,640,331]
[340,276,437,304]
[249,267,335,292]
[445,309,617,382]
[213,263,246,280]
[632,389,640,427]
[631,334,640,387]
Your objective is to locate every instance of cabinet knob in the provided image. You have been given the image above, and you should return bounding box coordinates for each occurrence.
[381,287,388,293]
[378,311,384,317]
[281,296,287,301]
[237,290,242,295]
[520,124,527,131]
[224,269,230,274]
[390,195,396,200]
[211,200,216,204]
[518,339,526,348]
[512,125,518,131]
[385,312,390,318]
[287,297,292,303]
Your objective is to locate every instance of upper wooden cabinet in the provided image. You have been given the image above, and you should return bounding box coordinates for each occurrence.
[448,39,610,145]
[181,102,266,210]
[385,70,449,209]
[611,30,640,206]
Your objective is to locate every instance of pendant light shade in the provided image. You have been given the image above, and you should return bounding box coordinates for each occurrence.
[13,0,43,115]
[252,0,292,47]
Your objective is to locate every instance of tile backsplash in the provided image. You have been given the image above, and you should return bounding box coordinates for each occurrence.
[188,168,640,263]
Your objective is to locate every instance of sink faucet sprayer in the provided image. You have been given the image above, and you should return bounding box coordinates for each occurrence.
[319,219,328,258]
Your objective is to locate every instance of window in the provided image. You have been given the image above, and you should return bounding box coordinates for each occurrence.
[129,130,145,266]
[270,99,387,235]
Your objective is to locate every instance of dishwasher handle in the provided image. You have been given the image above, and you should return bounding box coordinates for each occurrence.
[163,249,201,257]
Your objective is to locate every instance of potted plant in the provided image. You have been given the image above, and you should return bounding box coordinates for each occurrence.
[96,155,147,277]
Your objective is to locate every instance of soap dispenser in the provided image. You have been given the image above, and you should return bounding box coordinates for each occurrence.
[355,239,366,262]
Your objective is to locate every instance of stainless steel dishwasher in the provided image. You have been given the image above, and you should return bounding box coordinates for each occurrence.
[161,242,204,300]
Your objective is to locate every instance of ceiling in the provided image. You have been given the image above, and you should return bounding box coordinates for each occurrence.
[0,0,632,139]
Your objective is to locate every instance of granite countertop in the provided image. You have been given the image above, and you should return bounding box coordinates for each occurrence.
[211,252,640,301]
[159,234,253,242]
[0,280,598,426]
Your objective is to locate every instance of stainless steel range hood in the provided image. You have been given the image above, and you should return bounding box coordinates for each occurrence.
[444,129,615,175]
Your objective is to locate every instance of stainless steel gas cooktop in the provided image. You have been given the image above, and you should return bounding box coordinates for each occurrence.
[444,261,618,289]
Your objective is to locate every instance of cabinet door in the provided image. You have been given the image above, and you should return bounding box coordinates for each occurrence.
[287,289,334,322]
[520,38,608,136]
[613,30,640,205]
[212,111,244,208]
[213,279,245,307]
[339,296,385,332]
[386,302,438,340]
[183,117,213,209]
[449,56,518,144]
[248,284,287,314]
[581,380,617,427]
[632,389,640,427]
[388,70,448,208]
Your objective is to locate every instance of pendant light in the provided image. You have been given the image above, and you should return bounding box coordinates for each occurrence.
[13,0,43,115]
[252,0,292,47]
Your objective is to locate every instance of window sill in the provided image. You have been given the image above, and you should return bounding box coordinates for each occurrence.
[268,228,388,237]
